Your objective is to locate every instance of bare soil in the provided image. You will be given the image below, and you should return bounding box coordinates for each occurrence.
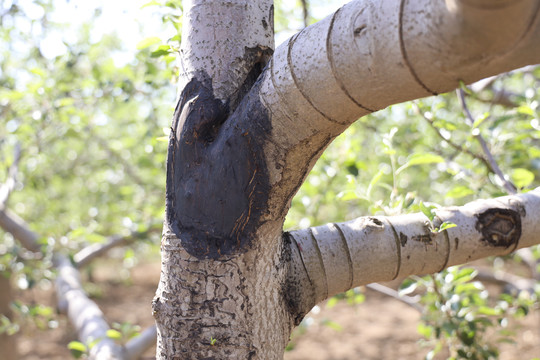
[15,261,540,359]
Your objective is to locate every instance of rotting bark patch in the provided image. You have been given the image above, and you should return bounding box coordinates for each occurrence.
[475,208,521,248]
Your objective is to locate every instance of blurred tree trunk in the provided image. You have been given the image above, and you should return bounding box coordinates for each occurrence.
[0,274,17,360]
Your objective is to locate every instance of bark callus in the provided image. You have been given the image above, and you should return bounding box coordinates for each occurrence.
[166,76,272,260]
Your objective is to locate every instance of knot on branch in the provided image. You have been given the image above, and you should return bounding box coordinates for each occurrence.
[475,208,521,248]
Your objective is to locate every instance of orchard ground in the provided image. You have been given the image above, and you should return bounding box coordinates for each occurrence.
[17,260,540,360]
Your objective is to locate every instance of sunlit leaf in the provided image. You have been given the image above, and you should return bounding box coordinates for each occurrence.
[517,105,535,116]
[136,36,162,50]
[472,112,490,128]
[396,153,444,174]
[68,341,87,358]
[437,221,457,232]
[445,185,475,199]
[511,168,535,188]
[150,45,173,57]
[106,329,123,340]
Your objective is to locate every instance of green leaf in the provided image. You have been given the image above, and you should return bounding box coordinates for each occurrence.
[366,169,384,198]
[438,221,457,232]
[67,341,87,358]
[106,329,122,340]
[140,1,160,9]
[150,45,173,58]
[511,168,535,188]
[337,190,359,201]
[326,297,339,309]
[517,105,535,116]
[472,112,490,128]
[477,306,500,316]
[419,202,436,222]
[528,147,540,158]
[136,37,162,50]
[445,185,475,199]
[396,153,444,174]
[417,323,433,338]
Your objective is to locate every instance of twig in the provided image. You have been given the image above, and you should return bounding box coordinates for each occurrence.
[474,268,536,293]
[366,283,423,312]
[458,88,540,280]
[0,143,21,208]
[0,208,124,359]
[468,76,518,108]
[0,208,41,253]
[300,0,309,28]
[515,248,540,281]
[457,88,517,194]
[412,102,491,169]
[124,325,157,360]
[74,225,161,268]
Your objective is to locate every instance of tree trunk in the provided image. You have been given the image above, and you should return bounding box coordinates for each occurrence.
[153,0,540,358]
[0,274,17,360]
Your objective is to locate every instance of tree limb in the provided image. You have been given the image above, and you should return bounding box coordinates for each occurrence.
[365,283,422,312]
[0,208,124,359]
[413,102,491,169]
[124,325,157,360]
[287,189,540,313]
[254,0,540,218]
[0,142,21,208]
[74,225,161,268]
[457,88,518,194]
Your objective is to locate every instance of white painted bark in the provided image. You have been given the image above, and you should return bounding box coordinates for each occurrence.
[124,325,157,360]
[155,1,290,358]
[179,0,274,105]
[157,0,540,358]
[260,0,540,132]
[258,0,540,219]
[0,209,129,360]
[288,189,540,307]
[55,254,123,360]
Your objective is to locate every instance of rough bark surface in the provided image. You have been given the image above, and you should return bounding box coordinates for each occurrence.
[154,0,540,358]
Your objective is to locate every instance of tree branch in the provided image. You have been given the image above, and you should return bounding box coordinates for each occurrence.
[412,102,491,169]
[253,0,540,219]
[365,283,422,312]
[124,325,157,360]
[74,225,161,268]
[0,208,124,359]
[287,189,540,312]
[0,142,21,208]
[457,88,518,194]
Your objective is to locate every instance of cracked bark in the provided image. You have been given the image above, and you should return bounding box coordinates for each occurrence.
[154,0,540,358]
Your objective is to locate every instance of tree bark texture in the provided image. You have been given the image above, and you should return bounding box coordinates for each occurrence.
[0,274,17,360]
[287,189,540,313]
[154,0,540,358]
